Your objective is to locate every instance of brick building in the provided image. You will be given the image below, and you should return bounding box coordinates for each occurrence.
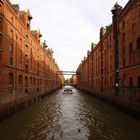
[76,0,140,104]
[0,0,64,115]
[70,75,77,86]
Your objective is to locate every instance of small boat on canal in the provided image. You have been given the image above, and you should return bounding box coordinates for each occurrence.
[63,88,73,94]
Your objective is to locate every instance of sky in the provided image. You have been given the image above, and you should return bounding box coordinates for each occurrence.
[10,0,128,79]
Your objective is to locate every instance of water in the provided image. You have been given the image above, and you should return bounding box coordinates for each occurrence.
[0,86,140,140]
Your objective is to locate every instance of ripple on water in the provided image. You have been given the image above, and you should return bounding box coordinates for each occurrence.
[0,87,140,140]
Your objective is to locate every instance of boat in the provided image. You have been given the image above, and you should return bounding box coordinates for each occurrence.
[63,88,73,94]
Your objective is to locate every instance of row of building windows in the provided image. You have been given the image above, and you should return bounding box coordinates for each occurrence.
[92,76,140,88]
[79,75,140,88]
[9,73,49,87]
[9,28,39,50]
[122,76,140,88]
[84,37,140,74]
[122,37,140,67]
[121,20,136,35]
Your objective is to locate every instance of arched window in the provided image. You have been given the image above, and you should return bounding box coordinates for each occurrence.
[18,75,23,85]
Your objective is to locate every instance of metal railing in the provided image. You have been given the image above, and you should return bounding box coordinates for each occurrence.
[77,85,140,102]
[0,86,53,112]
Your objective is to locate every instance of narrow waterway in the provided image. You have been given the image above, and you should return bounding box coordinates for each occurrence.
[0,86,140,140]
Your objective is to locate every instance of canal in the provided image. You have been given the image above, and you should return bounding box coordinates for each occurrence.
[0,86,140,140]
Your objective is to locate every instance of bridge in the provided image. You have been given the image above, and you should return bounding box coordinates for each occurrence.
[57,71,76,75]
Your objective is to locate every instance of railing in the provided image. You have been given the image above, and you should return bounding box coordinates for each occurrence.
[118,87,140,102]
[0,86,51,112]
[77,85,140,103]
[0,84,62,113]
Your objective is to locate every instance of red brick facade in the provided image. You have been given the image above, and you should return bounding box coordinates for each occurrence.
[77,0,140,103]
[70,75,77,86]
[0,0,64,114]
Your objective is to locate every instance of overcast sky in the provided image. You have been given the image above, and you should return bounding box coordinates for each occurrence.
[10,0,128,78]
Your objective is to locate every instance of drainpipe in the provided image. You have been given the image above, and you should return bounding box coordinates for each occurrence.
[111,3,122,96]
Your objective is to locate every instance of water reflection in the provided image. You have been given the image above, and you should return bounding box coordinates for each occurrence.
[0,86,140,140]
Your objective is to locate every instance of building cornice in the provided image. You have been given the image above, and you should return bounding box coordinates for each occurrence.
[118,0,139,21]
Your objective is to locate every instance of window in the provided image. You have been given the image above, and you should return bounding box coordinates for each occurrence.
[9,73,14,85]
[122,46,125,54]
[25,65,28,73]
[30,48,32,56]
[137,77,140,88]
[104,78,107,86]
[129,43,133,54]
[122,20,125,29]
[132,23,136,35]
[9,44,13,55]
[10,29,13,39]
[9,57,13,65]
[26,44,28,52]
[137,37,140,50]
[110,35,111,42]
[30,77,32,85]
[0,3,2,10]
[25,77,28,87]
[37,63,39,74]
[25,54,28,64]
[129,78,133,87]
[0,9,2,24]
[122,75,126,87]
[122,33,125,42]
[37,79,39,86]
[0,52,1,63]
[34,77,36,85]
[30,48,32,71]
[20,38,22,47]
[27,23,30,30]
[18,75,23,85]
[20,27,22,33]
[11,17,13,24]
[26,34,28,43]
[19,50,22,68]
[123,59,126,66]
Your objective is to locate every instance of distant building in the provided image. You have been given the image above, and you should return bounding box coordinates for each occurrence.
[70,75,77,86]
[0,0,64,115]
[76,0,140,103]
